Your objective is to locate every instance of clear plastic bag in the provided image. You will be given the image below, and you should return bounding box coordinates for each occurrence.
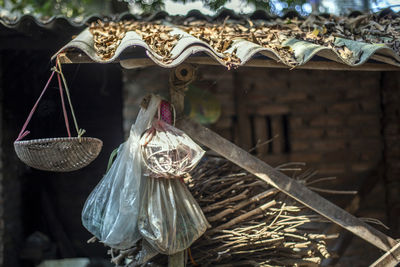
[81,95,161,249]
[134,239,160,265]
[141,119,205,179]
[138,177,210,255]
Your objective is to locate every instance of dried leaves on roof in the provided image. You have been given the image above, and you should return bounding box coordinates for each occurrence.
[285,13,400,63]
[180,19,296,66]
[89,11,400,68]
[90,20,177,60]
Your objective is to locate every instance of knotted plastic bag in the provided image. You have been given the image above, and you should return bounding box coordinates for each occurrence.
[138,115,209,254]
[138,177,210,254]
[141,119,205,179]
[81,95,161,249]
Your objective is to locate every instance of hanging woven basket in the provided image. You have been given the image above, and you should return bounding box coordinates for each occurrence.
[14,137,102,172]
[14,59,103,172]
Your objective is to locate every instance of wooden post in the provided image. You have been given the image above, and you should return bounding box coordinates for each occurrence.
[323,164,386,266]
[169,64,195,115]
[254,115,269,156]
[168,63,196,267]
[176,118,398,252]
[233,71,252,150]
[270,115,284,154]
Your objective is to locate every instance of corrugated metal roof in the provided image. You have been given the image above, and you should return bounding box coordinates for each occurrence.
[0,12,138,38]
[0,9,294,34]
[55,25,399,68]
[4,9,395,70]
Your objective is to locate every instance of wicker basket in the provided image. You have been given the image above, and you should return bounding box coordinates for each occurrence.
[14,137,103,172]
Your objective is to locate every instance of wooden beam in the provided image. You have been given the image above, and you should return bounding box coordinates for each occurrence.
[168,64,196,267]
[61,52,400,71]
[370,242,400,267]
[371,54,400,68]
[169,252,185,267]
[169,63,195,115]
[176,118,398,252]
[121,57,400,71]
[323,163,386,266]
[254,116,269,156]
[270,115,284,154]
[233,72,252,150]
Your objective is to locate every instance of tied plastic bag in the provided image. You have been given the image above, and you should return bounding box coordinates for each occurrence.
[139,117,209,254]
[138,178,210,255]
[141,119,205,179]
[81,95,161,249]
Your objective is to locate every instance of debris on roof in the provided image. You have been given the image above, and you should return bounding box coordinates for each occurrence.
[90,21,178,62]
[52,9,400,69]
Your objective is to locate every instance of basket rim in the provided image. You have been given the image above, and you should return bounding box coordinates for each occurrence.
[14,137,103,145]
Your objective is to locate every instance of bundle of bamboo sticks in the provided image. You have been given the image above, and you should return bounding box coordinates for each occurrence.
[186,156,334,266]
[102,156,337,266]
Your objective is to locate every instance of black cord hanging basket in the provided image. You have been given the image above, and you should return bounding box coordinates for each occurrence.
[14,61,102,172]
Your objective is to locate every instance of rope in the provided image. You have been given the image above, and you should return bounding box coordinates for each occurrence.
[57,72,71,137]
[15,55,85,142]
[55,57,86,140]
[16,71,56,141]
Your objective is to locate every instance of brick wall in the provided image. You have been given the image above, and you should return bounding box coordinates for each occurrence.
[230,68,382,194]
[123,66,386,213]
[382,72,400,236]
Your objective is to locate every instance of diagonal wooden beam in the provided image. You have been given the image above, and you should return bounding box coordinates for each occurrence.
[370,242,400,267]
[176,118,398,252]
